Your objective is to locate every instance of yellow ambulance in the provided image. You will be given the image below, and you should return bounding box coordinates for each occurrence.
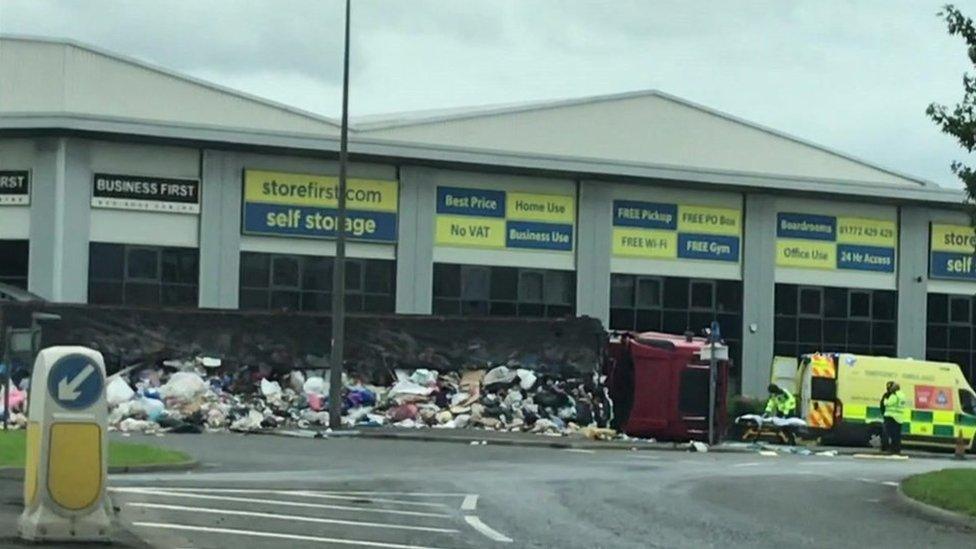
[796,353,976,451]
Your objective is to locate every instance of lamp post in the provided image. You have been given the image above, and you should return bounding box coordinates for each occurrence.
[328,0,352,430]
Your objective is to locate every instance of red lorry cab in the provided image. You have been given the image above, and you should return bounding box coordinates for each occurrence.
[606,331,729,442]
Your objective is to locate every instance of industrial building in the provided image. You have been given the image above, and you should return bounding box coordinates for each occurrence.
[1,35,972,396]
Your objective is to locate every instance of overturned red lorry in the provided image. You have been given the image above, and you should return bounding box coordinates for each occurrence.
[605,331,730,443]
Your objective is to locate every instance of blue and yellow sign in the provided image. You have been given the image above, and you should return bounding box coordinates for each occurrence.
[930,223,976,280]
[776,212,895,272]
[435,186,574,251]
[242,170,398,242]
[612,200,741,262]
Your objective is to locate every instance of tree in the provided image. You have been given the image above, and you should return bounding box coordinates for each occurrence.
[928,5,976,226]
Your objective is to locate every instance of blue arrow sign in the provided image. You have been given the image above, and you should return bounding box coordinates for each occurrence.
[47,354,103,410]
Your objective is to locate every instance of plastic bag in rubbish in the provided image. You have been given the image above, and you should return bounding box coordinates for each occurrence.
[288,370,306,393]
[160,372,208,402]
[409,369,438,386]
[0,384,26,413]
[106,376,136,406]
[516,369,537,390]
[303,376,328,396]
[139,397,166,421]
[230,409,264,432]
[483,366,517,388]
[260,378,282,397]
[389,380,434,397]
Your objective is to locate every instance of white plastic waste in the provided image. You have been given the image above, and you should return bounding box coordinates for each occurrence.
[260,378,282,398]
[139,397,166,421]
[484,366,517,386]
[159,372,208,402]
[516,369,537,390]
[106,376,136,406]
[196,356,222,369]
[303,376,328,396]
[409,369,438,386]
[230,409,264,431]
[389,380,434,397]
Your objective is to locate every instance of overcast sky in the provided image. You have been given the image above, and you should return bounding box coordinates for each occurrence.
[1,0,975,187]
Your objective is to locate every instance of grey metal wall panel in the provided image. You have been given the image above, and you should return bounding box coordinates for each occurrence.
[896,206,929,359]
[200,149,242,308]
[576,180,611,326]
[396,166,434,314]
[741,194,776,396]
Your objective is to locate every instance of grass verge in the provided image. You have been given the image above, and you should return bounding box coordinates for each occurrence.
[902,469,976,518]
[0,430,190,468]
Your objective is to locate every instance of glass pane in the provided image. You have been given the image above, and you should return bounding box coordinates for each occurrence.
[270,290,300,310]
[690,281,714,310]
[432,298,460,315]
[363,260,393,294]
[717,313,741,340]
[461,266,490,300]
[89,281,123,305]
[951,296,971,324]
[775,317,797,342]
[301,291,331,312]
[161,284,197,307]
[663,277,689,309]
[345,260,363,292]
[272,256,300,288]
[872,322,896,347]
[610,274,635,308]
[518,271,544,303]
[824,320,847,345]
[663,311,689,335]
[775,284,797,315]
[345,294,364,313]
[0,240,28,277]
[848,320,870,345]
[124,282,160,306]
[927,324,948,349]
[544,270,573,305]
[798,318,822,344]
[849,291,870,318]
[609,308,635,330]
[490,267,518,300]
[950,326,971,349]
[433,264,461,298]
[546,304,573,318]
[89,243,125,281]
[824,287,846,318]
[635,309,662,332]
[716,281,741,312]
[489,301,517,317]
[636,278,661,309]
[928,293,948,323]
[872,291,896,321]
[126,247,159,280]
[799,288,822,316]
[461,299,489,316]
[240,252,271,288]
[363,294,394,312]
[517,303,545,317]
[161,248,197,284]
[302,257,332,291]
[239,289,269,310]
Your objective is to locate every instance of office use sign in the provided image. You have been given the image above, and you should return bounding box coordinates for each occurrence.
[776,213,896,272]
[242,169,398,242]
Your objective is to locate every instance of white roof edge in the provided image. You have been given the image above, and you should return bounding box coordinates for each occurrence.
[355,88,937,189]
[0,33,342,129]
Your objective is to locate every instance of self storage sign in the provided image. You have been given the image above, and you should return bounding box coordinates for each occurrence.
[612,200,741,262]
[435,186,574,251]
[930,223,976,280]
[92,173,200,214]
[242,170,398,242]
[776,213,896,272]
[0,170,29,205]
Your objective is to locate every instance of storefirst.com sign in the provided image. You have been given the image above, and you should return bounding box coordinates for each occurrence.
[930,223,976,280]
[611,200,741,262]
[434,186,575,251]
[776,212,896,272]
[92,173,200,214]
[0,170,30,205]
[242,169,398,242]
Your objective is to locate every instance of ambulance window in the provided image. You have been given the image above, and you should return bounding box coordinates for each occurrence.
[799,287,822,316]
[950,296,971,324]
[960,390,976,415]
[849,291,870,319]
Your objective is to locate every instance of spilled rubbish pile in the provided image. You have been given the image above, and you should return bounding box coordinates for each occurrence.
[0,381,28,429]
[98,358,612,437]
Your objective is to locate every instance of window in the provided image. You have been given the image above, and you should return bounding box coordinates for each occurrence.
[432,263,575,318]
[239,252,395,313]
[775,284,897,360]
[961,390,976,416]
[88,243,199,307]
[609,274,743,370]
[0,240,29,289]
[927,293,976,385]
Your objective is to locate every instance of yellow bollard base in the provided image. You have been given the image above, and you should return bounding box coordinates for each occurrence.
[19,503,112,542]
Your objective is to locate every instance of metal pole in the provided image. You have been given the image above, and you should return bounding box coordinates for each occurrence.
[328,0,352,430]
[708,321,718,446]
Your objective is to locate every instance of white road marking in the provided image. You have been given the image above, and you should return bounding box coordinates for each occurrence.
[461,494,479,511]
[280,490,468,498]
[133,522,450,549]
[882,481,900,487]
[111,487,449,508]
[126,502,460,533]
[798,462,834,466]
[113,488,451,518]
[464,515,513,543]
[732,462,761,468]
[563,449,596,454]
[857,478,877,483]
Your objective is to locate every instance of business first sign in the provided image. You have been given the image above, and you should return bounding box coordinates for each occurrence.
[0,170,30,205]
[242,170,398,242]
[612,200,741,262]
[776,213,896,272]
[930,223,976,280]
[434,186,574,251]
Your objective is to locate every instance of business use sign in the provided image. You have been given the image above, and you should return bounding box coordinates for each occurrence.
[776,213,896,272]
[930,223,976,280]
[241,170,398,242]
[611,200,741,262]
[434,186,575,251]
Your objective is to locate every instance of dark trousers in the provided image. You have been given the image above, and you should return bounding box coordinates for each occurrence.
[882,417,902,454]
